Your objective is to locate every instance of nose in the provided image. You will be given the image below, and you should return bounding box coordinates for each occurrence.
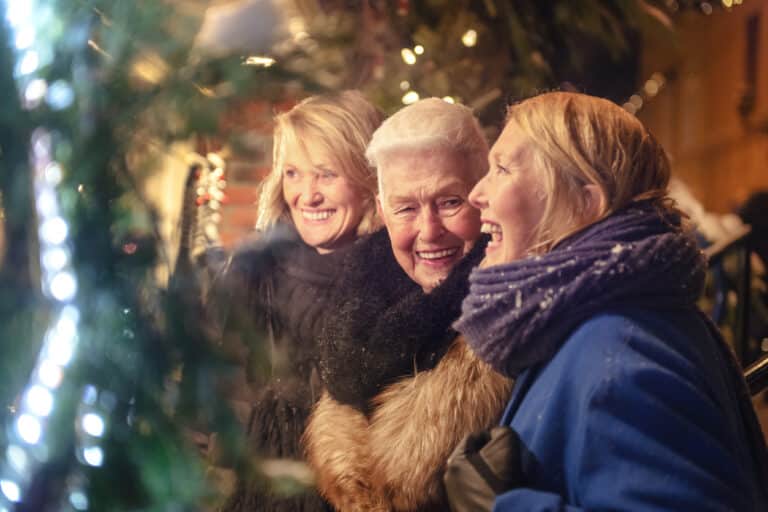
[300,175,323,206]
[417,207,446,243]
[468,175,488,210]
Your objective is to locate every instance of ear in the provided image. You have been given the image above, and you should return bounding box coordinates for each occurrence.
[583,184,607,221]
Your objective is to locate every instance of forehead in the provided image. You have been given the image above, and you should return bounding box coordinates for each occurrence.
[379,150,475,200]
[489,122,530,165]
[281,132,335,167]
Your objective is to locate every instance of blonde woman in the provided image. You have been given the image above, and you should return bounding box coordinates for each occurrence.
[210,91,383,512]
[445,92,768,510]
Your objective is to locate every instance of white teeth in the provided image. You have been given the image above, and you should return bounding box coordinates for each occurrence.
[302,210,335,220]
[417,248,459,260]
[481,222,502,234]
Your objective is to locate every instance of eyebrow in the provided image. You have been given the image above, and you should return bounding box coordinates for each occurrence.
[385,180,467,205]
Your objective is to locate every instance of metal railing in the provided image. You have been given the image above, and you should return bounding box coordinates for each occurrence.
[704,225,768,395]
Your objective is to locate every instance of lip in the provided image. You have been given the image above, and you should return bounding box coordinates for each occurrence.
[415,246,462,267]
[300,208,336,222]
[480,218,502,253]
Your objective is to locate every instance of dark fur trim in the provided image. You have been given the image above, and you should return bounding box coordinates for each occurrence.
[319,232,489,412]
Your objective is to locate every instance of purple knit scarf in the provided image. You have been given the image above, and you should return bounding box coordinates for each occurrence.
[454,201,706,378]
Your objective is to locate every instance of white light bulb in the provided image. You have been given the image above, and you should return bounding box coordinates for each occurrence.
[82,413,105,437]
[24,385,54,417]
[16,414,42,445]
[50,271,77,301]
[0,479,20,503]
[82,446,104,467]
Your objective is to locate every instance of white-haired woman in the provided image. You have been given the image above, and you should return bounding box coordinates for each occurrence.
[443,91,768,510]
[303,98,512,511]
[210,91,383,512]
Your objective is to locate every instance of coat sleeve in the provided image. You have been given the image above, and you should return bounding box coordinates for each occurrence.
[493,319,761,511]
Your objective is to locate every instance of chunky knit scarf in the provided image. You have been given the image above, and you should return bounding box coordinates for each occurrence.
[455,201,706,377]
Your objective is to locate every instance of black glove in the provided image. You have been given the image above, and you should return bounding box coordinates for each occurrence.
[444,426,523,512]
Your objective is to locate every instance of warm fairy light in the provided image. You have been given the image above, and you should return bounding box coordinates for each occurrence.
[700,2,713,14]
[644,79,660,96]
[461,29,477,47]
[442,96,455,104]
[622,102,637,115]
[414,44,424,55]
[399,80,410,91]
[244,55,276,67]
[401,48,416,65]
[402,91,420,104]
[722,0,733,7]
[629,94,643,109]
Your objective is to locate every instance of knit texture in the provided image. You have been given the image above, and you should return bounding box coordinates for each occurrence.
[455,201,705,377]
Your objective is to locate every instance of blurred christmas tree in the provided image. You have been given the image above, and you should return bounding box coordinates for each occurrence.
[0,1,672,511]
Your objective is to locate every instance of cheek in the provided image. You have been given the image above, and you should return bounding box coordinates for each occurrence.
[282,182,298,204]
[326,182,365,211]
[448,209,482,244]
[385,222,416,255]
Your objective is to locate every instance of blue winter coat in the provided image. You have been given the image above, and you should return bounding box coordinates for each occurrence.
[494,306,767,511]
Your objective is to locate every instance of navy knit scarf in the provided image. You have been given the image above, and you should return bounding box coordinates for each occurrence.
[455,201,706,378]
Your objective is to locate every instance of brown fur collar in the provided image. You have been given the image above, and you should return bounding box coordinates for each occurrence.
[303,336,512,511]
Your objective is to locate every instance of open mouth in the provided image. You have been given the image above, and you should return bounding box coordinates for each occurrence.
[302,209,336,221]
[416,247,460,261]
[481,221,503,243]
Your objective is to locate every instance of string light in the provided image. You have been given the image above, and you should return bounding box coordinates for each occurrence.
[622,70,667,116]
[461,29,477,47]
[401,48,416,65]
[402,91,420,104]
[1,3,91,506]
[413,44,424,55]
[243,55,276,67]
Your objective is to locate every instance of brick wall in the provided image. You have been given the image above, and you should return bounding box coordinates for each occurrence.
[202,98,296,249]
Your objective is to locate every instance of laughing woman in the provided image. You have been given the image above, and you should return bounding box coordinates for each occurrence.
[445,91,768,511]
[209,91,383,512]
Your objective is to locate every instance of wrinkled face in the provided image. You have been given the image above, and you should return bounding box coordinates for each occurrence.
[469,122,548,266]
[282,137,367,253]
[378,150,481,292]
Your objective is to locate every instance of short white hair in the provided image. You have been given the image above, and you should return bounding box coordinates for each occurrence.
[366,98,488,197]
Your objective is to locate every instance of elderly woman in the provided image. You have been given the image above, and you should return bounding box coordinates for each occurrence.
[209,90,383,512]
[303,98,512,511]
[445,91,768,510]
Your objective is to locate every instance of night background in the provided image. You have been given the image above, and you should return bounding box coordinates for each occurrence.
[0,0,766,510]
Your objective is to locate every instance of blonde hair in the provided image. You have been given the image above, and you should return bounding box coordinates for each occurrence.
[505,91,674,253]
[366,98,488,196]
[256,90,384,236]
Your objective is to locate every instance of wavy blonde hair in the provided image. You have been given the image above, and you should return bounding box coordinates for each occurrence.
[256,90,384,236]
[505,91,675,253]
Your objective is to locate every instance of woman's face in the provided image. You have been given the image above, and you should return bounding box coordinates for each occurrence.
[469,122,548,266]
[378,150,481,292]
[281,137,368,253]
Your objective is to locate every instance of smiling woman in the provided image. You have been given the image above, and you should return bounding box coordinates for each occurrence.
[207,90,383,512]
